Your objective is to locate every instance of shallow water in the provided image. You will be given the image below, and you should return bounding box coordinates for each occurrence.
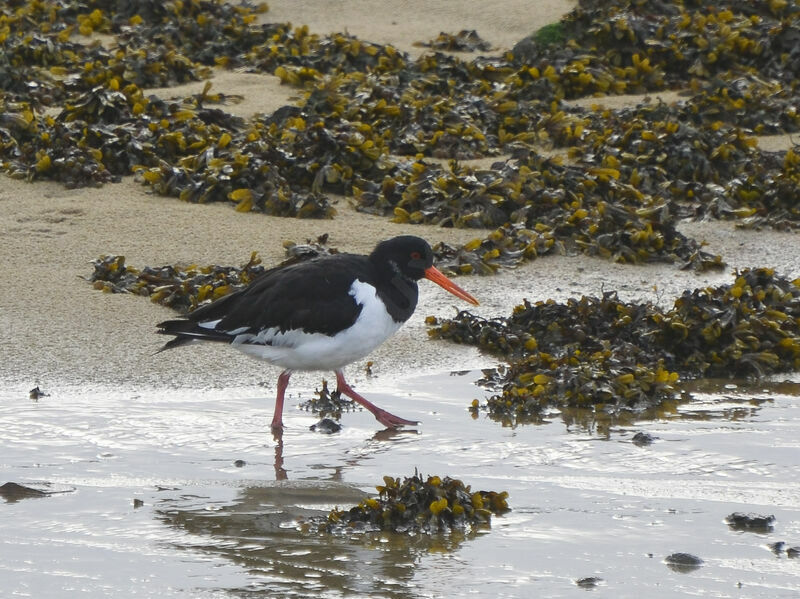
[2,372,800,598]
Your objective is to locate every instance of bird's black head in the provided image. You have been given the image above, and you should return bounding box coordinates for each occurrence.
[370,235,434,281]
[370,236,479,306]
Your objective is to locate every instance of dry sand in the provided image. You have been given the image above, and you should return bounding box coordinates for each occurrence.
[260,0,575,59]
[1,0,798,400]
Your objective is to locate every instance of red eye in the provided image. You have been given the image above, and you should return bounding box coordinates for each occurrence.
[410,251,421,260]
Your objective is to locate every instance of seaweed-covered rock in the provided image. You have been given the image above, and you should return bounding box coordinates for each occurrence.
[315,472,509,534]
[429,268,800,424]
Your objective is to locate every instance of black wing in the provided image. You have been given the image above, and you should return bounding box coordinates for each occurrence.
[157,254,374,349]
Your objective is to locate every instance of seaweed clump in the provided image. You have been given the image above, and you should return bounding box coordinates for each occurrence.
[428,268,800,425]
[399,152,726,274]
[3,0,800,274]
[297,379,356,419]
[315,472,509,535]
[87,235,338,313]
[88,252,267,313]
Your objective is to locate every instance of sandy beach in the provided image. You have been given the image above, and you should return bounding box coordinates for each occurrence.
[3,3,800,598]
[1,0,798,396]
[0,0,578,393]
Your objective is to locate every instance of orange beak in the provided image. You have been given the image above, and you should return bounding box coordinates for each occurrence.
[424,266,480,306]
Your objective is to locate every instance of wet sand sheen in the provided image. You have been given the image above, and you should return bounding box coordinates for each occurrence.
[2,373,800,597]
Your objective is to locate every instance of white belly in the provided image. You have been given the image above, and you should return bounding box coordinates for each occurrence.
[231,280,403,371]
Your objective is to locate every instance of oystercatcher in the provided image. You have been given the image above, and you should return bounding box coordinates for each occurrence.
[156,236,479,432]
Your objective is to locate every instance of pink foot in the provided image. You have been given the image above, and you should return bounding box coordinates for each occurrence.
[335,369,418,429]
[373,407,419,429]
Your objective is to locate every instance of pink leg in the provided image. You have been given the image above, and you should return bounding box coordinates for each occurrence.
[335,370,418,429]
[271,370,292,434]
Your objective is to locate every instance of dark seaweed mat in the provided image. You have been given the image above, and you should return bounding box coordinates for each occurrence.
[389,150,726,273]
[312,473,509,535]
[87,235,337,313]
[428,268,800,425]
[88,252,267,313]
[2,0,799,267]
[555,90,800,230]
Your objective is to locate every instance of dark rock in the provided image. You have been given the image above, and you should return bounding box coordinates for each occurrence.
[768,541,786,555]
[664,552,704,573]
[725,512,775,533]
[310,418,342,434]
[29,386,49,399]
[0,482,49,502]
[631,431,656,446]
[575,576,603,588]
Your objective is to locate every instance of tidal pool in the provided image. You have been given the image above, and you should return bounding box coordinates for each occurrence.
[2,372,800,598]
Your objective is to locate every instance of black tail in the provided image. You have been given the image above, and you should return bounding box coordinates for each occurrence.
[155,335,195,353]
[155,318,232,353]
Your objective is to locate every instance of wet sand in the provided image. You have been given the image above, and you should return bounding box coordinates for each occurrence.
[3,372,800,597]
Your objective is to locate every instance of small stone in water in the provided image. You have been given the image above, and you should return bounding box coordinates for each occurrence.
[310,418,342,434]
[29,386,49,399]
[725,512,775,532]
[631,432,656,446]
[664,552,704,573]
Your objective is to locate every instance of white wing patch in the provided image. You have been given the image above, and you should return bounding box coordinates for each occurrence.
[231,280,403,371]
[226,326,250,335]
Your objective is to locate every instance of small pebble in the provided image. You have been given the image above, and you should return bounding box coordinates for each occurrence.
[664,552,704,573]
[310,418,342,434]
[631,431,656,446]
[768,541,786,555]
[29,386,49,399]
[575,576,603,588]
